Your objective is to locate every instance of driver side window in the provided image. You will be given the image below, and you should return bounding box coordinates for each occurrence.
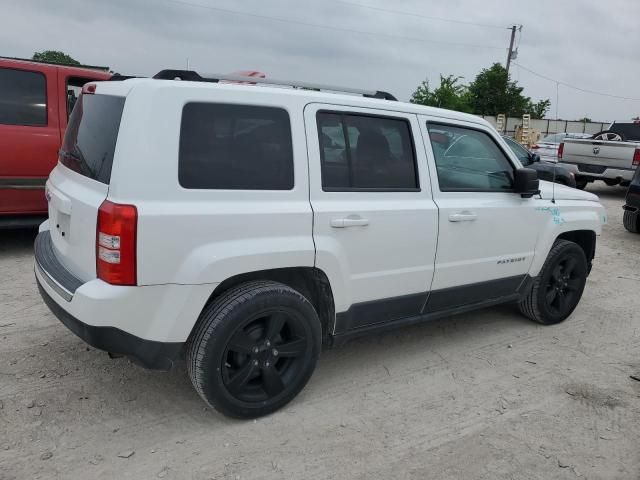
[427,123,515,191]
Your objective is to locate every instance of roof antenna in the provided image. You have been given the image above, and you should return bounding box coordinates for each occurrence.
[551,80,560,204]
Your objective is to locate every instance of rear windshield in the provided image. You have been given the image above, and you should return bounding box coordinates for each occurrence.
[60,94,125,184]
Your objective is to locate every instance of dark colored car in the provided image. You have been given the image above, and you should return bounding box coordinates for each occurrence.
[502,136,576,187]
[623,165,640,233]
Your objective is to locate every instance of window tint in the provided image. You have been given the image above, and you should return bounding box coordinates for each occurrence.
[66,77,94,119]
[317,112,418,190]
[427,124,514,191]
[0,68,47,126]
[60,94,125,184]
[502,136,531,165]
[179,103,294,190]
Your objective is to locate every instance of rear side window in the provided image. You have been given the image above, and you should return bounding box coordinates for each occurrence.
[0,68,47,126]
[60,94,125,184]
[179,103,294,190]
[317,112,418,190]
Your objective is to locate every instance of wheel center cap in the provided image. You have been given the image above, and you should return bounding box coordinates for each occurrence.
[254,345,278,362]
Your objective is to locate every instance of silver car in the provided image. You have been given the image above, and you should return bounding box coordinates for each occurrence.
[533,133,592,162]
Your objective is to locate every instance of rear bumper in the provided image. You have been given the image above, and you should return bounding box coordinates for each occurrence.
[36,278,182,370]
[34,230,216,369]
[558,163,635,182]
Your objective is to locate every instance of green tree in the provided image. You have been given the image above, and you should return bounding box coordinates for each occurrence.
[32,50,80,66]
[410,75,472,113]
[466,63,550,119]
[528,99,551,119]
[577,116,592,123]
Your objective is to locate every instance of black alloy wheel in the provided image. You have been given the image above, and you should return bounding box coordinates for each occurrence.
[222,309,311,403]
[518,240,588,325]
[187,281,321,418]
[543,254,585,318]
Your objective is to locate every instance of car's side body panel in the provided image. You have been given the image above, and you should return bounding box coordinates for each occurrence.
[418,116,542,292]
[304,103,438,329]
[35,78,606,351]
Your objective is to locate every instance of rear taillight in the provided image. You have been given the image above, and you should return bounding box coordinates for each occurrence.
[633,148,640,167]
[96,200,137,286]
[557,142,564,160]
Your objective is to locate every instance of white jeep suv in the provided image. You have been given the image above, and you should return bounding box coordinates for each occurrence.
[34,71,606,418]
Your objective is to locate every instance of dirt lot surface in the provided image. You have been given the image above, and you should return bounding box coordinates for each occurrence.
[1,184,639,480]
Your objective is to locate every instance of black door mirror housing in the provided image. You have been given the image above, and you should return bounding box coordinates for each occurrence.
[514,168,540,198]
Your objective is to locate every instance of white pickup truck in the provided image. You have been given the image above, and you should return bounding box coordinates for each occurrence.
[558,122,640,189]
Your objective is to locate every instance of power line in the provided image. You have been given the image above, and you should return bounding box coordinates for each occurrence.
[323,0,508,30]
[514,62,640,101]
[158,0,504,50]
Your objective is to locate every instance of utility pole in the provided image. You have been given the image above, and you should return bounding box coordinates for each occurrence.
[505,25,520,78]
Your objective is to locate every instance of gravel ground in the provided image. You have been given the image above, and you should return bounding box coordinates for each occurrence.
[1,183,639,480]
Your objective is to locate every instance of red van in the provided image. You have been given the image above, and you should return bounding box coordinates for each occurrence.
[0,58,111,227]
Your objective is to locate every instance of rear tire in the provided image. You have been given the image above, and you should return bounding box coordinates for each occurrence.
[518,240,588,325]
[623,210,640,233]
[604,179,620,186]
[187,281,321,418]
[574,177,589,190]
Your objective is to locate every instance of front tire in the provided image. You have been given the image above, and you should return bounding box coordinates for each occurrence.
[518,240,588,325]
[187,281,321,418]
[623,210,640,233]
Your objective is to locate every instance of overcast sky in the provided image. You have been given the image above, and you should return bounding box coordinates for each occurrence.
[3,0,639,121]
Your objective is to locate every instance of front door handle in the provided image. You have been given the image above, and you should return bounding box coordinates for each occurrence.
[448,211,477,222]
[330,217,369,228]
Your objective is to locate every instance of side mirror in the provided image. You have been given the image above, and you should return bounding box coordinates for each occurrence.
[530,152,541,163]
[514,168,540,198]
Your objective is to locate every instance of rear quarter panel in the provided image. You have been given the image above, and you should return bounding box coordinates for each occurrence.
[107,84,315,286]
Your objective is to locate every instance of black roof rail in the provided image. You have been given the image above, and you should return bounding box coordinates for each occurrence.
[109,74,139,81]
[364,91,397,101]
[148,70,396,100]
[153,69,219,82]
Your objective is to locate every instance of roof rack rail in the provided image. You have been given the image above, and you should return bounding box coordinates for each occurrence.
[109,74,139,81]
[151,69,397,100]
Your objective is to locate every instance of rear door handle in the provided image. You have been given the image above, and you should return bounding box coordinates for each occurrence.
[448,211,477,222]
[331,217,369,228]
